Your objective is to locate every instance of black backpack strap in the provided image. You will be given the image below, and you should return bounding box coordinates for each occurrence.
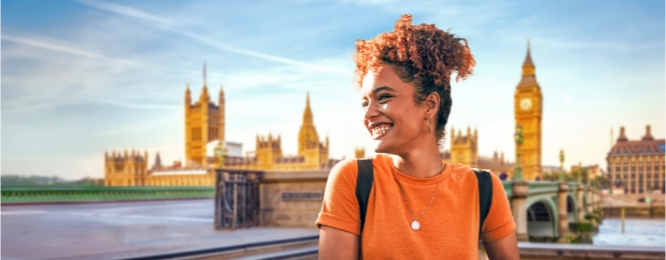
[473,169,493,238]
[356,159,374,233]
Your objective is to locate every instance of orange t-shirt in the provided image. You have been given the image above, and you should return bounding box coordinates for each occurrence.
[316,154,515,259]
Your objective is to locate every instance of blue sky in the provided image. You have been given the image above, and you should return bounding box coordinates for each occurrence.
[2,0,664,179]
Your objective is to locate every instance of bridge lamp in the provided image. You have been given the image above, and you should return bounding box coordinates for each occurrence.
[214,142,228,169]
[559,150,565,182]
[514,124,524,181]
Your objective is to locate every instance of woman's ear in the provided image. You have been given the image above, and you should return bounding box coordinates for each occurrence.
[424,92,441,118]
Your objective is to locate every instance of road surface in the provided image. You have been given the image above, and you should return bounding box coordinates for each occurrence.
[1,199,318,260]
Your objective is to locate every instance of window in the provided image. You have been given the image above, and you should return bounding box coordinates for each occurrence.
[191,127,202,141]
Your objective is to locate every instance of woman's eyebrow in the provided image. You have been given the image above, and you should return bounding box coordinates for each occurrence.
[372,86,397,94]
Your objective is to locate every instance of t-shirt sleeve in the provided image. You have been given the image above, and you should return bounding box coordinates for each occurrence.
[480,172,516,242]
[315,159,362,236]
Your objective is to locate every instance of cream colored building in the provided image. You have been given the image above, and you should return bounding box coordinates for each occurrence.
[607,125,665,194]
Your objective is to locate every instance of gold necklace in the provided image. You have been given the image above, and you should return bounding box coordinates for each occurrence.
[394,163,447,231]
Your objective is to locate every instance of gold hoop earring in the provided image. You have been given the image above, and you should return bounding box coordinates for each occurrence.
[427,118,431,134]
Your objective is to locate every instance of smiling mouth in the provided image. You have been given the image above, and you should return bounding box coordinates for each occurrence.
[371,124,393,136]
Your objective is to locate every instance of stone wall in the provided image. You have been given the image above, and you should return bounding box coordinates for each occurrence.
[259,170,328,227]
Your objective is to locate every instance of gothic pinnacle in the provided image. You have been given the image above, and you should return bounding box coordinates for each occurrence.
[523,38,534,66]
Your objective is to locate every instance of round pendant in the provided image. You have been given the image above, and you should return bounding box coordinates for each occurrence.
[411,220,420,231]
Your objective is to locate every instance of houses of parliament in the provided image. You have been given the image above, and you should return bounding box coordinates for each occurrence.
[104,44,544,186]
[104,79,335,186]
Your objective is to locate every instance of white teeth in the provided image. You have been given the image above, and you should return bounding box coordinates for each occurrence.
[371,125,392,135]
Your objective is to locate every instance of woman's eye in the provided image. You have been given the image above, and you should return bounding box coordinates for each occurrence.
[378,94,391,102]
[361,101,368,108]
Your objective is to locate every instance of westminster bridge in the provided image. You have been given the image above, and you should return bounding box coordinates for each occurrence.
[2,169,663,259]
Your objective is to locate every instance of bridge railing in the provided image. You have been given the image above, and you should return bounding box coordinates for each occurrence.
[1,186,215,204]
[528,182,560,195]
[214,168,263,230]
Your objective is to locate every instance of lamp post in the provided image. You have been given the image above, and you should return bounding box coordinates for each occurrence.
[514,124,524,181]
[214,141,228,169]
[577,161,582,184]
[559,149,565,182]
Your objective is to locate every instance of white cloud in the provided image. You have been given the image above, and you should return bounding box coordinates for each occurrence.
[2,34,143,67]
[76,0,348,74]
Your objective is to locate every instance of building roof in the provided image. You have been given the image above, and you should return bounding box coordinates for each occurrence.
[608,139,665,157]
[518,40,538,88]
[609,126,664,158]
[517,76,538,88]
[523,41,534,66]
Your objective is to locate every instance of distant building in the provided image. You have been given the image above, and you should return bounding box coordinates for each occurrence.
[606,125,665,194]
[184,81,224,167]
[450,126,478,168]
[104,74,338,186]
[441,126,513,179]
[569,164,606,183]
[104,150,148,186]
[514,42,543,181]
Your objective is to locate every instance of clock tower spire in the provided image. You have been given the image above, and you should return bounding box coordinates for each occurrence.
[514,40,543,181]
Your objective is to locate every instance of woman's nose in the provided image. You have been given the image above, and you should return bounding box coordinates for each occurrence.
[363,102,379,122]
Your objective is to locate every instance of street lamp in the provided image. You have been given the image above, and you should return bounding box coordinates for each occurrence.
[514,124,524,181]
[577,161,582,184]
[214,141,228,169]
[559,149,565,182]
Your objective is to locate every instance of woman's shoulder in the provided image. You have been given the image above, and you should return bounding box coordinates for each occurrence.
[447,163,476,177]
[331,154,392,172]
[328,154,392,182]
[447,163,503,184]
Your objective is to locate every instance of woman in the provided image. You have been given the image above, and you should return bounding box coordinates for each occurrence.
[316,14,519,259]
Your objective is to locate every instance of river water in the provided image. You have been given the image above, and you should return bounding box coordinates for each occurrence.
[593,218,665,247]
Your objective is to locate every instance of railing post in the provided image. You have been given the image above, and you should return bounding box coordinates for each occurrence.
[232,173,238,229]
[577,184,585,222]
[558,182,569,239]
[214,168,263,230]
[511,181,529,241]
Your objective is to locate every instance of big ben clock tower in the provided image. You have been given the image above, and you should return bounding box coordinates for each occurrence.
[514,41,543,181]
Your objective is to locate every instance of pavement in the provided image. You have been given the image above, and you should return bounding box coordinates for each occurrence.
[1,199,319,260]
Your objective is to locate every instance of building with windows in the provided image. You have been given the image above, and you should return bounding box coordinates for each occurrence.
[439,126,513,179]
[104,73,336,186]
[607,125,665,194]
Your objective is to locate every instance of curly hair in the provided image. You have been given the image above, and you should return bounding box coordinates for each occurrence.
[353,14,476,144]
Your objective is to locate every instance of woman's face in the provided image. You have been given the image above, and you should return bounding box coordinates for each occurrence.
[360,65,428,155]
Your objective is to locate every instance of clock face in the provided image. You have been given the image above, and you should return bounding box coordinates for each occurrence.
[520,98,532,111]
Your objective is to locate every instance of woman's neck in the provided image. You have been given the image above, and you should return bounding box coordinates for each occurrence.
[390,144,444,178]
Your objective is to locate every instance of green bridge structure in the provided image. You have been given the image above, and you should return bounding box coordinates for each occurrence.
[2,176,600,241]
[1,186,215,204]
[504,181,600,241]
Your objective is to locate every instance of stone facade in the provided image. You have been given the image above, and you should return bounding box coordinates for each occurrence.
[104,71,336,186]
[607,125,665,194]
[449,126,478,168]
[259,170,329,227]
[514,42,543,181]
[104,150,148,186]
[184,82,224,167]
[440,127,513,178]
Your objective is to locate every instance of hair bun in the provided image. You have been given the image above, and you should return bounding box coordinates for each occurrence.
[353,14,476,89]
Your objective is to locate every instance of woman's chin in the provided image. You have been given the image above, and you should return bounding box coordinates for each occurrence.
[372,140,392,154]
